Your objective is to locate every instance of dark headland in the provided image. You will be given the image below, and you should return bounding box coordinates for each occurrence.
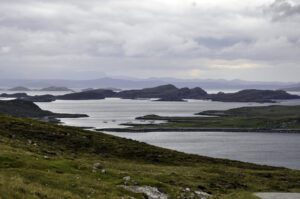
[0,99,88,122]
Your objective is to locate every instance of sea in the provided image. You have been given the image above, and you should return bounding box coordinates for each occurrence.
[1,89,300,169]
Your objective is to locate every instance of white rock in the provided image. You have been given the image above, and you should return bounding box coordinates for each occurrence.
[123,176,131,181]
[194,191,211,199]
[120,185,168,199]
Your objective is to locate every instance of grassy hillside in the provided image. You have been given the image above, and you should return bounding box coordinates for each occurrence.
[120,105,300,131]
[0,114,299,198]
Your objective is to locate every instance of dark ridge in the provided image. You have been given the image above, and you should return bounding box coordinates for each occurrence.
[116,84,207,100]
[56,89,116,100]
[208,89,300,103]
[0,99,88,119]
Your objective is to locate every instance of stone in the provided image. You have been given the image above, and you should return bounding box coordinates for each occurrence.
[194,191,211,199]
[185,188,191,192]
[120,185,168,199]
[123,176,131,181]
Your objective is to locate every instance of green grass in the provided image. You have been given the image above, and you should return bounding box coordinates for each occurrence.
[220,192,260,199]
[129,105,300,130]
[0,114,299,198]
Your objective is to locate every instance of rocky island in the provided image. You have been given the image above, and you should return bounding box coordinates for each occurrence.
[1,84,299,103]
[100,105,300,133]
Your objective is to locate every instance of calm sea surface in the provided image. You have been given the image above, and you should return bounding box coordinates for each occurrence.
[107,131,300,169]
[1,90,300,169]
[37,98,300,129]
[37,98,278,129]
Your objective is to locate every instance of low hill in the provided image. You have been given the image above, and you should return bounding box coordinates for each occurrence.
[8,86,31,91]
[208,89,300,103]
[57,89,115,100]
[0,114,299,198]
[116,84,208,100]
[39,86,75,92]
[284,86,300,92]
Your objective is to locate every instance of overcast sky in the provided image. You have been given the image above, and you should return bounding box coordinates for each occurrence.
[0,0,299,81]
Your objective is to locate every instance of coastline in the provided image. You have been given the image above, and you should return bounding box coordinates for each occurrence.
[97,127,300,133]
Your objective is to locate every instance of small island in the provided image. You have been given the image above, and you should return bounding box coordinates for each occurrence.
[99,105,300,133]
[1,84,299,103]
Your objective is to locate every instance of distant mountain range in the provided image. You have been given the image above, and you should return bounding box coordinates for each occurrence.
[282,83,300,92]
[0,77,298,90]
[6,86,74,92]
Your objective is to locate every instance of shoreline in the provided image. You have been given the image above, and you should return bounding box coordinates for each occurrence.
[97,127,300,133]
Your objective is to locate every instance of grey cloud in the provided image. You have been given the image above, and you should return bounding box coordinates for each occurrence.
[265,0,300,21]
[0,0,299,81]
[196,37,252,50]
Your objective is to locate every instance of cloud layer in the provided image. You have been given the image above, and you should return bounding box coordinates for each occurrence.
[0,0,299,81]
